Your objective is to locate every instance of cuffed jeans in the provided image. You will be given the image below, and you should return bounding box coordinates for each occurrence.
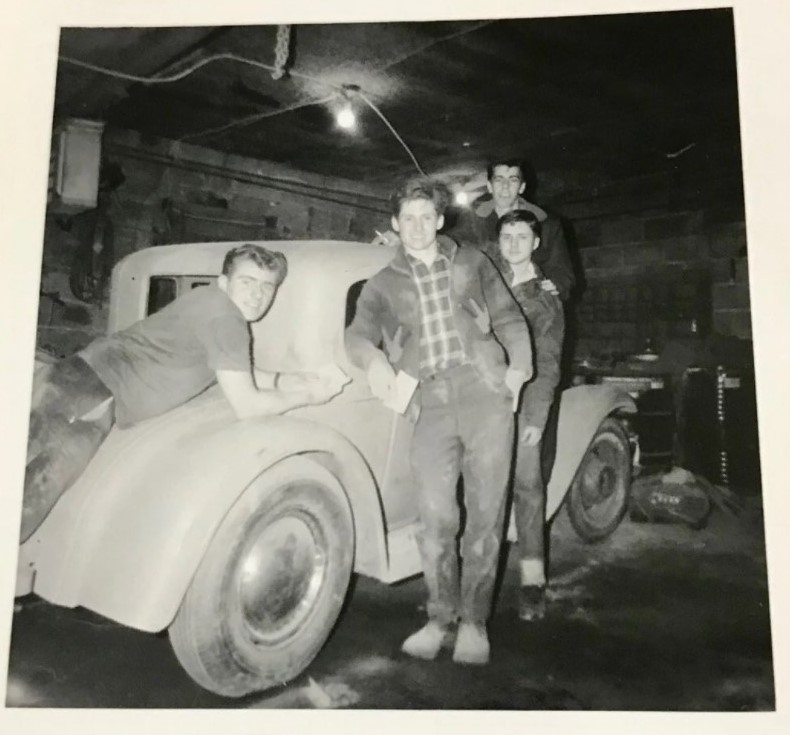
[21,355,114,542]
[410,364,514,625]
[513,431,546,568]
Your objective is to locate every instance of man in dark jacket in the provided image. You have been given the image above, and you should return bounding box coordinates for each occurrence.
[346,178,532,665]
[494,210,565,621]
[446,159,575,301]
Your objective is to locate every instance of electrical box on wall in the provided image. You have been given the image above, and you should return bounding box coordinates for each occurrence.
[48,118,105,214]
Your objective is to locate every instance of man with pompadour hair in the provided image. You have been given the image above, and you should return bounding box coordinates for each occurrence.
[21,243,346,542]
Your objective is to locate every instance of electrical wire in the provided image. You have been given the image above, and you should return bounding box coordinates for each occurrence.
[358,92,426,176]
[59,52,346,93]
[59,20,497,176]
[373,19,497,73]
[180,93,336,141]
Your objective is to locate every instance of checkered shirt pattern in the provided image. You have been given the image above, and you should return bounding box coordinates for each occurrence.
[406,249,467,377]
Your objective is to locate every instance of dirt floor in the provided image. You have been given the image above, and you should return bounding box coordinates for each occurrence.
[4,493,775,711]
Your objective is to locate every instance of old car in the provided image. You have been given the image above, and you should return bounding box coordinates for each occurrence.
[16,240,636,697]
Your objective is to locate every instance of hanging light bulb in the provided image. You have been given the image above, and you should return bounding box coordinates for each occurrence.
[336,103,356,130]
[455,190,470,206]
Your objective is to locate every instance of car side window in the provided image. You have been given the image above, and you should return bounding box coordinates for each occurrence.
[147,277,177,316]
[147,276,216,316]
[345,279,367,328]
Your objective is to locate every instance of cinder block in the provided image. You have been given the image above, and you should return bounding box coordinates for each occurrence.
[600,218,644,245]
[729,310,753,339]
[662,235,708,263]
[735,257,749,284]
[703,204,742,227]
[713,308,752,338]
[573,221,602,249]
[622,243,663,266]
[713,283,751,310]
[708,222,747,258]
[710,257,733,283]
[644,212,702,240]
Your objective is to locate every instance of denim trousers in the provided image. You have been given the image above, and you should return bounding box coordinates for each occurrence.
[513,432,546,565]
[21,355,114,542]
[409,364,514,625]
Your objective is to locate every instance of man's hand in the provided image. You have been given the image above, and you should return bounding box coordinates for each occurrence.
[371,230,400,247]
[539,278,559,296]
[303,369,350,406]
[520,425,543,446]
[505,366,531,395]
[505,366,530,412]
[367,353,396,403]
[276,371,321,392]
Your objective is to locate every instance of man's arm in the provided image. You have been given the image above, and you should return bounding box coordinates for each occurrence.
[535,216,575,300]
[478,255,533,377]
[253,368,325,392]
[520,297,565,431]
[345,280,388,371]
[345,279,397,401]
[216,369,341,419]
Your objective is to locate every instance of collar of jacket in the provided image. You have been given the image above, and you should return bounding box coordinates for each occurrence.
[495,254,546,286]
[390,234,459,275]
[473,195,548,222]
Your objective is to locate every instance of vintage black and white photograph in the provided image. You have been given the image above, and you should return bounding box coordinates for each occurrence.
[0,0,788,725]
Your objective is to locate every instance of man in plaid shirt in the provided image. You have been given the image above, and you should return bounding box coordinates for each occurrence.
[346,178,532,665]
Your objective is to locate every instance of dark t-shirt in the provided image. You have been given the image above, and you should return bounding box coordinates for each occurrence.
[80,285,250,427]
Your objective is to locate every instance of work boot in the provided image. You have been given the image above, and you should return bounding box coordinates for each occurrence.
[452,622,490,665]
[518,585,546,621]
[401,621,451,660]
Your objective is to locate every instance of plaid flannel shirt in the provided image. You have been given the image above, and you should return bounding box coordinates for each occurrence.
[405,246,467,377]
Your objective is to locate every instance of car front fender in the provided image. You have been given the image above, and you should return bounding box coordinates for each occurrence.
[545,385,636,520]
[22,390,386,633]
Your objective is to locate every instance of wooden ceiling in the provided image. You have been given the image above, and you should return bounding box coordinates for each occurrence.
[53,9,742,200]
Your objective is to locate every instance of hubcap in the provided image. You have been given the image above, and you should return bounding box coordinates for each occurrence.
[236,512,327,646]
[578,437,624,523]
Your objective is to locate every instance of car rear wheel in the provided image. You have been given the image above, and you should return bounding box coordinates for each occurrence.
[566,417,632,543]
[168,456,354,697]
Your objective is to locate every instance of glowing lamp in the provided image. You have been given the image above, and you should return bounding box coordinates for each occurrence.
[337,104,356,130]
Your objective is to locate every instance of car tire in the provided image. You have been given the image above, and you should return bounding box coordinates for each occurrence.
[565,417,632,543]
[168,456,354,697]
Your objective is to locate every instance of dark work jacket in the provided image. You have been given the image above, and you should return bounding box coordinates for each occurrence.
[345,235,532,419]
[501,262,565,430]
[445,196,576,301]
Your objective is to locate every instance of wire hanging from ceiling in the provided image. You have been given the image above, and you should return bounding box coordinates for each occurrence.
[57,19,497,177]
[357,92,426,176]
[179,94,336,142]
[59,52,343,90]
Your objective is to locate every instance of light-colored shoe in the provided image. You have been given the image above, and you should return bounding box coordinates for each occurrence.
[452,622,490,665]
[401,621,450,660]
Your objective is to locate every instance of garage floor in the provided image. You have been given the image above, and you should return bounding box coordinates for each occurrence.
[4,494,774,711]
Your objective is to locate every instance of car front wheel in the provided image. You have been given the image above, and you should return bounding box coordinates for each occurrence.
[565,417,632,543]
[168,456,354,697]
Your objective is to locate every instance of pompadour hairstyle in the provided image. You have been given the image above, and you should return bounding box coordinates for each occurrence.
[389,177,451,217]
[221,243,288,285]
[486,159,526,181]
[496,208,542,238]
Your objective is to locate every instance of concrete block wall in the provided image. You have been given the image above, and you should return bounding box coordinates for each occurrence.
[36,128,389,357]
[569,208,749,359]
